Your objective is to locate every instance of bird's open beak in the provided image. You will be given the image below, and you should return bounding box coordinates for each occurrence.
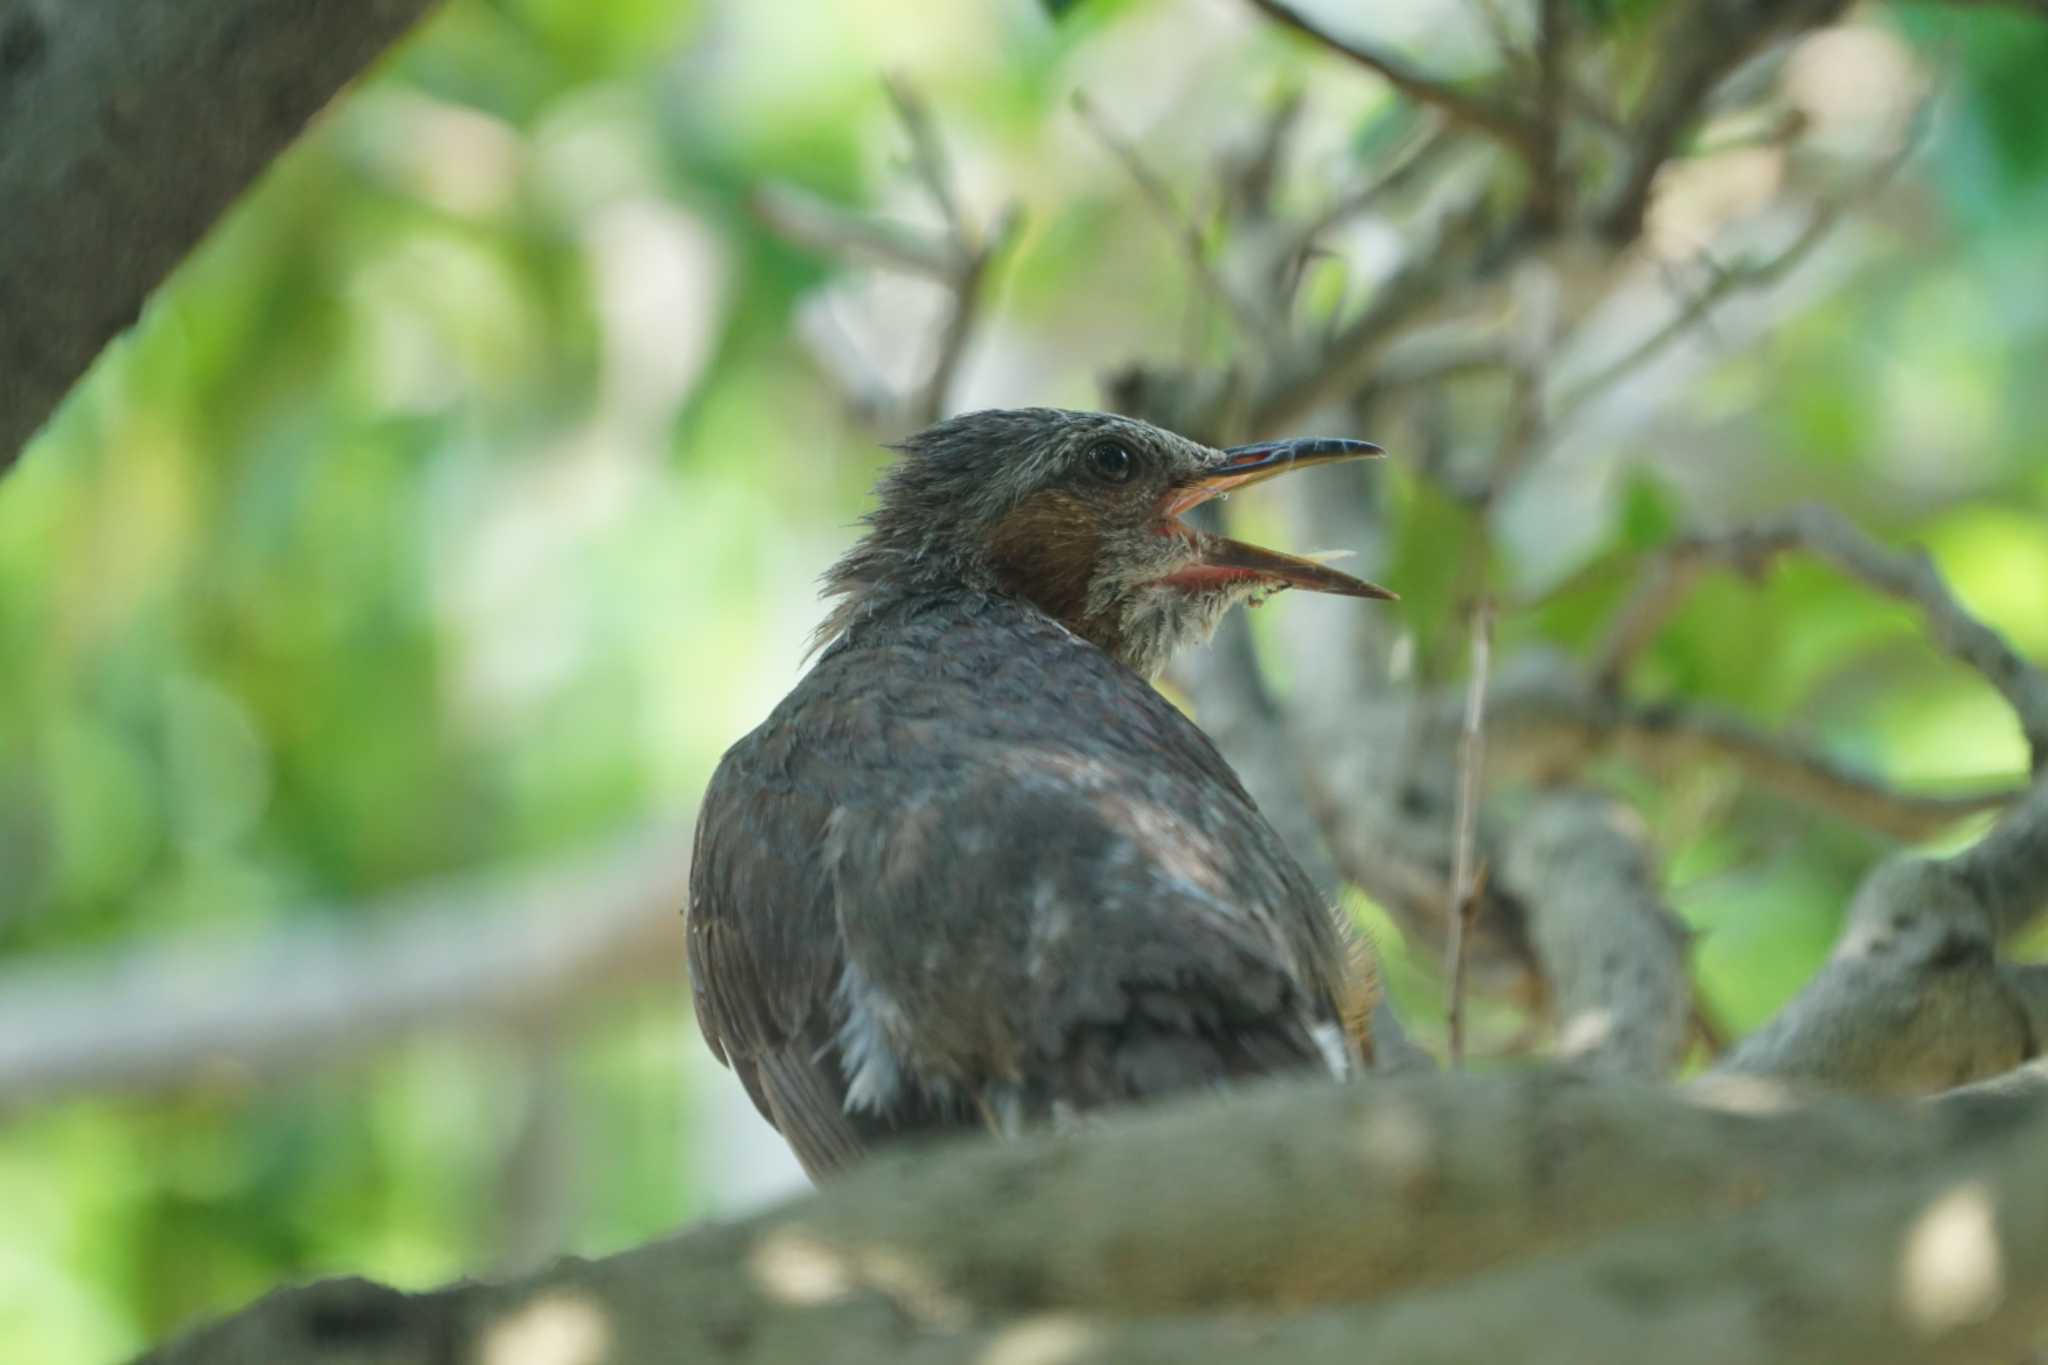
[1156,437,1398,601]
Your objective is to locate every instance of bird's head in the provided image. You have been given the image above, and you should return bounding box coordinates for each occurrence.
[820,407,1395,678]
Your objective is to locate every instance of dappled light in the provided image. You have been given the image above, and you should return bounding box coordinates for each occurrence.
[5,0,2048,1360]
[1899,1181,2004,1336]
[480,1292,613,1365]
[746,1228,855,1307]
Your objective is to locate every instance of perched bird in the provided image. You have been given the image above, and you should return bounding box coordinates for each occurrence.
[687,408,1394,1180]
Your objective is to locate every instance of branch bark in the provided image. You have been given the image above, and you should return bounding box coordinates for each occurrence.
[140,1066,2048,1365]
[1715,779,2048,1093]
[0,0,445,472]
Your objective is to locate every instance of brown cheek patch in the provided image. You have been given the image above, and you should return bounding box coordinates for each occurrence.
[989,491,1103,633]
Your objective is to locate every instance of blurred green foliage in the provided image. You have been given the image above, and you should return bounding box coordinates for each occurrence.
[2,0,2046,1359]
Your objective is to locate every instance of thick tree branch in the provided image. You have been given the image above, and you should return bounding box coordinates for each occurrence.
[0,0,445,472]
[1716,780,2048,1093]
[0,823,690,1110]
[1500,789,1692,1075]
[142,1067,2048,1364]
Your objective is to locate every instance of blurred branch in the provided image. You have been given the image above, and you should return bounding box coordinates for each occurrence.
[1599,0,1851,243]
[1246,0,1541,161]
[1563,104,1925,419]
[145,1067,2048,1365]
[1251,187,1496,432]
[1501,790,1692,1076]
[0,0,444,472]
[754,80,1019,429]
[921,203,1021,426]
[1487,674,2021,842]
[1073,91,1268,338]
[0,822,691,1110]
[1586,506,2048,770]
[750,185,959,276]
[1714,780,2048,1093]
[884,74,969,242]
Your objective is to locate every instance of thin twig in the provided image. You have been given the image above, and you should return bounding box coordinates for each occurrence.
[1253,186,1495,431]
[1486,679,2023,841]
[1563,109,1924,419]
[1283,117,1455,270]
[1226,87,1307,221]
[1581,506,2048,771]
[884,73,968,242]
[1598,0,1850,243]
[749,185,958,277]
[1247,0,1541,162]
[1446,596,1496,1066]
[758,80,1020,430]
[918,203,1022,425]
[1527,0,1569,230]
[1072,91,1268,339]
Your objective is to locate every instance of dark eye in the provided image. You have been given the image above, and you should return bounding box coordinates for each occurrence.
[1089,443,1133,483]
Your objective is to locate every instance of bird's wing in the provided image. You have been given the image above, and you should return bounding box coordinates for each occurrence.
[686,747,867,1179]
[829,736,1353,1122]
[688,724,984,1180]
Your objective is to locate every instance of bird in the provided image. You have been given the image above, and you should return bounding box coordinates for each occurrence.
[686,407,1395,1180]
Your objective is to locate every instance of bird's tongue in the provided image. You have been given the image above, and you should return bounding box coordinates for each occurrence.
[1160,535,1398,600]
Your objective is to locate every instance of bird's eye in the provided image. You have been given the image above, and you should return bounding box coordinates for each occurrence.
[1089,443,1134,484]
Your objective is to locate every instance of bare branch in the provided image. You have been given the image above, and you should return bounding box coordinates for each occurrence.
[755,83,1019,430]
[883,74,968,242]
[1586,507,2048,770]
[1564,111,1923,418]
[918,203,1022,425]
[1714,780,2048,1093]
[1527,0,1570,230]
[1285,118,1455,261]
[1599,0,1851,243]
[145,1068,2048,1365]
[1486,674,2021,842]
[749,185,958,277]
[1246,0,1541,161]
[1501,789,1692,1076]
[0,823,691,1110]
[1072,92,1268,339]
[1253,187,1496,432]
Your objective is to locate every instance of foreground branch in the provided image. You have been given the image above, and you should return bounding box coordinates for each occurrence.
[0,0,445,471]
[143,1066,2048,1365]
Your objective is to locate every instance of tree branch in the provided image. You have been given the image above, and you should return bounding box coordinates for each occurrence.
[142,1066,2048,1364]
[1599,0,1851,243]
[1586,506,2048,770]
[0,0,445,472]
[1715,780,2048,1093]
[0,823,690,1110]
[1246,0,1540,161]
[1500,789,1692,1075]
[1484,673,2023,842]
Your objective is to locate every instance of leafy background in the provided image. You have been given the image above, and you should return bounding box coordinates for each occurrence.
[2,0,2045,1358]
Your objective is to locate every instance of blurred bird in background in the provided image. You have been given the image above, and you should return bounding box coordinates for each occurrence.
[687,408,1393,1179]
